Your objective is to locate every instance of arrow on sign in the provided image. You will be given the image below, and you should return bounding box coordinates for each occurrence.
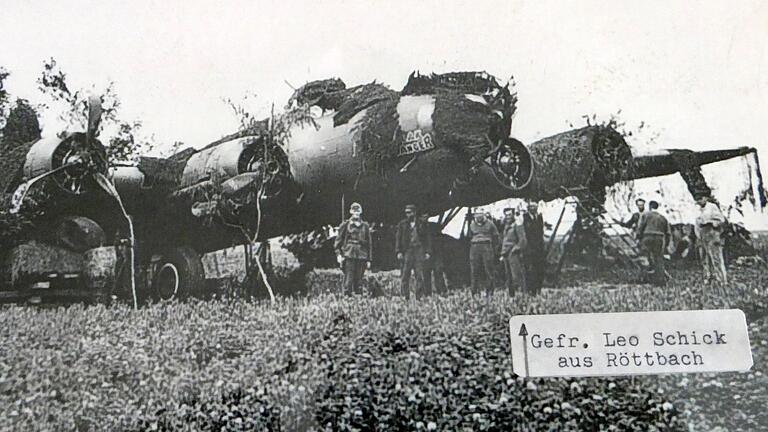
[519,323,530,378]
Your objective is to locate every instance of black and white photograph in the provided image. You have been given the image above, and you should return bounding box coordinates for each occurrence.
[0,1,766,430]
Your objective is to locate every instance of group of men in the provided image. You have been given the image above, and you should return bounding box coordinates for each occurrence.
[621,195,729,287]
[467,203,546,297]
[333,201,547,298]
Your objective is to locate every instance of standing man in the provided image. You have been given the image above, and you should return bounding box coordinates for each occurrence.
[500,207,516,293]
[694,195,728,286]
[334,202,372,295]
[522,201,545,295]
[468,209,500,297]
[420,213,447,295]
[635,200,671,287]
[500,209,527,296]
[619,198,646,234]
[396,205,432,299]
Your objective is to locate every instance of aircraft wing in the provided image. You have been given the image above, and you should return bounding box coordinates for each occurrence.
[631,147,756,180]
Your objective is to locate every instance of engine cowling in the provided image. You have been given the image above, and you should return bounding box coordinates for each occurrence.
[525,126,632,199]
[180,137,265,187]
[448,126,632,206]
[23,132,108,195]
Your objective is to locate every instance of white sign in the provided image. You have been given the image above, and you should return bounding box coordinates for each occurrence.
[398,129,435,156]
[509,309,752,378]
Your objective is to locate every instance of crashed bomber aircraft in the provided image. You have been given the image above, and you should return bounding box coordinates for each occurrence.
[113,72,759,253]
[1,71,763,302]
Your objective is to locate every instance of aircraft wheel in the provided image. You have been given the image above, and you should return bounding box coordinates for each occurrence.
[54,216,106,253]
[151,246,203,301]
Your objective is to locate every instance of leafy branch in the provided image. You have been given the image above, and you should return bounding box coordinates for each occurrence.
[37,57,154,163]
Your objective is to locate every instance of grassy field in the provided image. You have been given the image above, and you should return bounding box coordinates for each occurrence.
[752,231,768,258]
[0,264,766,431]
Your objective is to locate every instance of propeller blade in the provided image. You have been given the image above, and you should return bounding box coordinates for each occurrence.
[9,161,82,213]
[86,94,103,146]
[93,172,119,198]
[221,172,261,196]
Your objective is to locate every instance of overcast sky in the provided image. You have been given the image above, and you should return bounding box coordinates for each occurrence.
[1,0,766,227]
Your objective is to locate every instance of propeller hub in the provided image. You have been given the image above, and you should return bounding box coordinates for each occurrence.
[487,138,533,191]
[52,134,107,194]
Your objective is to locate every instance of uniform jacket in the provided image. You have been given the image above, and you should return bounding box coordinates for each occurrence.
[636,210,671,243]
[501,222,527,257]
[395,219,433,255]
[469,220,500,247]
[335,218,373,260]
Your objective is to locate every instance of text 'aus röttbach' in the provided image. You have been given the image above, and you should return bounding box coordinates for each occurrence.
[509,310,752,378]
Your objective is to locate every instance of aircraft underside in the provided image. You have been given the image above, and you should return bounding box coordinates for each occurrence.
[1,72,764,303]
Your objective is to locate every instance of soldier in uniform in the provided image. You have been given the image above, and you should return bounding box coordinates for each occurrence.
[500,208,527,296]
[468,210,500,297]
[396,205,432,299]
[334,202,372,295]
[636,200,671,287]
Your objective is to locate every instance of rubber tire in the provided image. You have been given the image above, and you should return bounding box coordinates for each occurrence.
[151,246,204,301]
[54,216,106,253]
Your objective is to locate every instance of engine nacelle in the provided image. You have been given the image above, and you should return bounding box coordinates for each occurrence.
[448,126,631,206]
[110,165,149,203]
[23,132,108,195]
[180,137,265,187]
[526,126,632,199]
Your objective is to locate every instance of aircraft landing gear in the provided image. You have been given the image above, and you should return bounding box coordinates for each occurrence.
[150,246,204,301]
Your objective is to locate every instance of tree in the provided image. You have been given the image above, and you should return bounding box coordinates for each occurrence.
[0,66,12,141]
[2,99,41,145]
[0,67,43,252]
[0,67,9,112]
[37,58,154,162]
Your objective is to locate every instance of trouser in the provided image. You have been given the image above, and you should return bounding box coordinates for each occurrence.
[503,260,512,291]
[699,226,727,286]
[641,235,666,286]
[342,258,366,295]
[423,254,446,295]
[470,243,495,296]
[524,248,545,295]
[504,252,527,295]
[401,247,426,299]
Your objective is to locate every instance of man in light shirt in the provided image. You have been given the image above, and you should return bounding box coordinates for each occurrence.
[694,195,728,286]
